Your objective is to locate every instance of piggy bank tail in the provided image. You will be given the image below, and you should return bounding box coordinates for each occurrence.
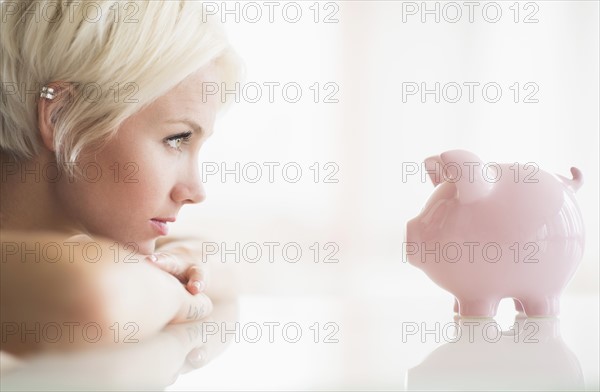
[558,167,583,192]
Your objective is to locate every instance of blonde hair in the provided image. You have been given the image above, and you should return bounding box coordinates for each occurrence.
[1,0,241,172]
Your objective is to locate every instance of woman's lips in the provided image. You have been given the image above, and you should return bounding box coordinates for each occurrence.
[150,219,169,236]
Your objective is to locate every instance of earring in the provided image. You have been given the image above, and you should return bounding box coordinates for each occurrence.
[40,86,56,100]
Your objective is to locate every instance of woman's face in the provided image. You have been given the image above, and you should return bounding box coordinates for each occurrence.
[54,66,219,254]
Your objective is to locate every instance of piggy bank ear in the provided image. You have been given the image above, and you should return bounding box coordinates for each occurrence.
[440,149,493,204]
[424,155,443,186]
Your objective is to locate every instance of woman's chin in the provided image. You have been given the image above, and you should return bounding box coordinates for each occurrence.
[137,240,156,256]
[97,232,155,256]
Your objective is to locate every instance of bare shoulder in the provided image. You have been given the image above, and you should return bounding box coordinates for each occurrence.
[0,230,134,291]
[0,230,150,355]
[1,230,76,263]
[1,230,123,264]
[1,229,93,242]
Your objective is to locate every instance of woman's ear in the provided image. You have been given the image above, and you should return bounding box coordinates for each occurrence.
[37,81,71,152]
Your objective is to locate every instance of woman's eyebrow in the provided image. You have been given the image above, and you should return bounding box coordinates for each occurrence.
[165,118,207,138]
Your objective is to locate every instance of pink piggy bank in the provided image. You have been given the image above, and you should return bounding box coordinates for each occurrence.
[405,150,585,317]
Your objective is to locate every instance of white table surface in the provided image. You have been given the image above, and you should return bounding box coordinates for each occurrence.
[2,290,597,391]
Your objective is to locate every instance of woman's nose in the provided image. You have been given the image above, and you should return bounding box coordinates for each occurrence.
[171,165,206,205]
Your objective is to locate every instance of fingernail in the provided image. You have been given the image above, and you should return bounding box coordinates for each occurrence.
[147,254,158,263]
[192,350,203,363]
[188,347,205,367]
[193,280,205,292]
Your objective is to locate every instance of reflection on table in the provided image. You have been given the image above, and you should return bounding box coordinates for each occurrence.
[0,300,239,391]
[406,316,584,391]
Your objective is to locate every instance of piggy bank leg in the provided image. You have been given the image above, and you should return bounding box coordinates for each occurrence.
[514,299,525,313]
[521,296,560,317]
[456,298,499,318]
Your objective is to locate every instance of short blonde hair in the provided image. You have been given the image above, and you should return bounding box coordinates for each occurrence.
[1,0,241,171]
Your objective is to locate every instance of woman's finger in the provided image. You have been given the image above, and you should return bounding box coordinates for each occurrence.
[146,252,187,281]
[186,265,208,294]
[186,346,209,369]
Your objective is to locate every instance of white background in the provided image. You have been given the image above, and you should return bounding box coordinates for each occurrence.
[175,0,599,298]
[172,1,599,389]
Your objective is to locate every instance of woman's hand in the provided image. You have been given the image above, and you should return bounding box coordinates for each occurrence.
[147,238,210,296]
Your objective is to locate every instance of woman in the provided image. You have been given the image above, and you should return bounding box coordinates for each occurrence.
[0,0,241,355]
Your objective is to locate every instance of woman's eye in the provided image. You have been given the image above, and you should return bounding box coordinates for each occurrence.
[165,131,193,151]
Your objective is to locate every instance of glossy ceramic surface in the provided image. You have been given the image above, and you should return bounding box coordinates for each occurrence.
[406,150,585,317]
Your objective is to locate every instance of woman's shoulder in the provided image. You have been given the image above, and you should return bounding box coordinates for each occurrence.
[0,230,100,265]
[0,229,91,244]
